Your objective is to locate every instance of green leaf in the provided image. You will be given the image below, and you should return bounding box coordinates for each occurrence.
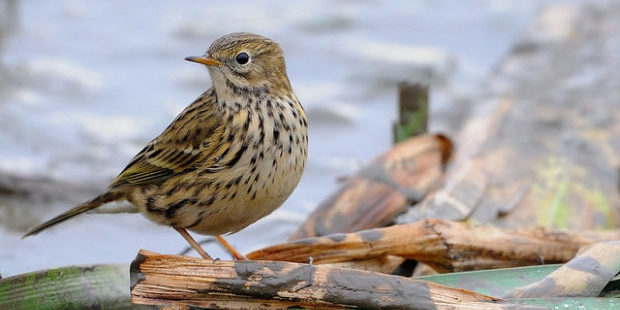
[416,265,620,309]
[416,264,561,297]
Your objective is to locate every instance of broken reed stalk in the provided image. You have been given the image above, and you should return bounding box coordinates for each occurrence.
[130,250,504,310]
[249,219,620,273]
[393,82,429,143]
[289,134,452,241]
[506,241,620,298]
[0,264,140,309]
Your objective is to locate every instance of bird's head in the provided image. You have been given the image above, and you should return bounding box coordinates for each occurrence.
[185,32,292,97]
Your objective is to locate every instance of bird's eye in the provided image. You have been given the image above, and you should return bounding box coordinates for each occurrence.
[235,52,250,65]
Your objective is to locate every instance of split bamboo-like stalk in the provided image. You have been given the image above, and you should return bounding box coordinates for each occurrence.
[130,250,510,310]
[0,264,150,309]
[249,219,620,273]
[506,241,620,298]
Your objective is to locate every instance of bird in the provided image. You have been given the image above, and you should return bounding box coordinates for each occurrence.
[23,32,308,260]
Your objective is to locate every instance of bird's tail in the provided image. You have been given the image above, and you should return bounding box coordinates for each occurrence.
[23,191,122,238]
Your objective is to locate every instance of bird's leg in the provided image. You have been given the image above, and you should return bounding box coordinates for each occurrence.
[174,227,213,260]
[216,235,248,260]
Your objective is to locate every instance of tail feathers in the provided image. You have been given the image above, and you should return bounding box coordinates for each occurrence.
[23,191,122,238]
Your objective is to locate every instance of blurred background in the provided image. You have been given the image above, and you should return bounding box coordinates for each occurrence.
[0,0,580,276]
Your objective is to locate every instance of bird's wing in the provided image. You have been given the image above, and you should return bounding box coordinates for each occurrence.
[111,90,225,187]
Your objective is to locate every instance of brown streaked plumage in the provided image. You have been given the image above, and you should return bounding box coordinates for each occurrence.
[23,33,308,260]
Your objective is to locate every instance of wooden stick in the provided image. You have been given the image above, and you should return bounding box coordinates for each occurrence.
[130,250,504,309]
[250,219,620,273]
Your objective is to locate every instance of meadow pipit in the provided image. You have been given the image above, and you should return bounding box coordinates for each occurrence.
[24,33,308,260]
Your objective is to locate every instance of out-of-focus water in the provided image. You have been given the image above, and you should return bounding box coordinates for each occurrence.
[0,0,578,276]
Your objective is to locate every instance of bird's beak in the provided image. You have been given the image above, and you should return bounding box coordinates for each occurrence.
[184,56,223,66]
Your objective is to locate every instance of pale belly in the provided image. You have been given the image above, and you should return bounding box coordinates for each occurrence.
[131,143,306,236]
[182,159,303,235]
